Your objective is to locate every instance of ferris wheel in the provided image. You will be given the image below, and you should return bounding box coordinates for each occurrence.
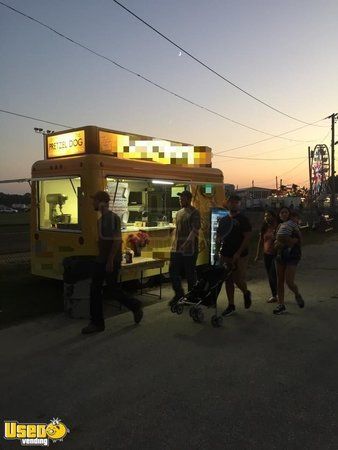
[311,144,331,197]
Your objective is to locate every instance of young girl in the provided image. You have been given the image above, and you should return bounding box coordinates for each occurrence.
[275,210,300,256]
[255,210,278,302]
[273,207,305,315]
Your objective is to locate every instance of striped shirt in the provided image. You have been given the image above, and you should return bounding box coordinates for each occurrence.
[276,220,299,237]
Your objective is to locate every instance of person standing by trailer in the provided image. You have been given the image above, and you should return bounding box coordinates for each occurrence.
[255,210,278,303]
[217,194,252,317]
[169,190,201,305]
[81,191,143,334]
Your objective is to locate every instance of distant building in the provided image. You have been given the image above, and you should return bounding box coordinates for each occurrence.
[224,183,235,197]
[235,186,274,209]
[265,196,302,209]
[236,186,273,199]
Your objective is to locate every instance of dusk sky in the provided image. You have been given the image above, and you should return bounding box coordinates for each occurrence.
[1,0,338,194]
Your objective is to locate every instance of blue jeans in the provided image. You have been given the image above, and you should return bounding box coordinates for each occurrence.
[169,251,198,298]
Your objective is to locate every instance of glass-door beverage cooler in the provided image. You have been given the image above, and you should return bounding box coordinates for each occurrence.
[210,207,229,265]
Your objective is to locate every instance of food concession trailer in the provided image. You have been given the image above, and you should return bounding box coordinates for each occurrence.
[30,126,225,281]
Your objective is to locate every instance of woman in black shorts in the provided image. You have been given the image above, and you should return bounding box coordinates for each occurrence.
[273,207,305,315]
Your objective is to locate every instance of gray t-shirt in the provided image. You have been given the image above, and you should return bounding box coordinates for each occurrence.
[172,206,201,255]
[97,210,122,263]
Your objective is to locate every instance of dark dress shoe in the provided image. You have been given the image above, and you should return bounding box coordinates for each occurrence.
[81,323,105,334]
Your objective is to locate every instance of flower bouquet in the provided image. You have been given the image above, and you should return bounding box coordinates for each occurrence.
[126,231,150,256]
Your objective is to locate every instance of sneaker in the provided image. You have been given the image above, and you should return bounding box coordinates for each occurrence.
[168,294,183,307]
[222,304,236,317]
[273,304,286,315]
[244,290,252,309]
[133,307,143,324]
[81,322,105,334]
[295,293,305,308]
[267,296,278,303]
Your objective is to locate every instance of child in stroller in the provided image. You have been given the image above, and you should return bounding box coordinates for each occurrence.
[170,264,232,327]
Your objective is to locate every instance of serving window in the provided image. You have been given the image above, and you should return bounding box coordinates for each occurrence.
[106,177,191,229]
[37,177,81,231]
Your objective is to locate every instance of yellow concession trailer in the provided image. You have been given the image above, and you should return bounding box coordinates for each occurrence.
[31,126,225,280]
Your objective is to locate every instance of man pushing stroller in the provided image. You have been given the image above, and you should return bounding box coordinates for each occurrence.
[216,194,253,317]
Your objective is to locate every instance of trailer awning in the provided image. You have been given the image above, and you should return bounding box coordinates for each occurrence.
[0,178,31,184]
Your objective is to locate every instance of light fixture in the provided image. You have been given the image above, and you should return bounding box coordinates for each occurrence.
[152,180,174,185]
[33,128,54,135]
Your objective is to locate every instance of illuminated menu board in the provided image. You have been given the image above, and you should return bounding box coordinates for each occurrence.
[47,130,85,158]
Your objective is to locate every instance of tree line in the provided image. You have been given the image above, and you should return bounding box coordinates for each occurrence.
[0,192,31,207]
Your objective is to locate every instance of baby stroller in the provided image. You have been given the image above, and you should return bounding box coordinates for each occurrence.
[170,264,232,327]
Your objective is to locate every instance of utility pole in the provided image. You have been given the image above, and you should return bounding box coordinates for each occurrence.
[308,146,312,195]
[308,146,313,227]
[251,180,254,207]
[330,114,336,211]
[326,114,338,212]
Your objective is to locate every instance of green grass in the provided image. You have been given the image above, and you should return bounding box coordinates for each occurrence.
[0,211,30,226]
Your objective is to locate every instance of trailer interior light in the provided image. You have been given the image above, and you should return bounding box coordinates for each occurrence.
[152,180,174,185]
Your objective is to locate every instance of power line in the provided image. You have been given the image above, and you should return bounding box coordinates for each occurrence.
[238,142,304,158]
[0,109,72,128]
[212,134,304,155]
[0,1,325,144]
[0,109,328,161]
[0,108,329,165]
[215,128,331,159]
[242,136,325,158]
[280,159,307,176]
[253,159,307,186]
[215,144,305,162]
[212,120,328,155]
[212,154,305,161]
[112,0,325,127]
[0,109,307,182]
